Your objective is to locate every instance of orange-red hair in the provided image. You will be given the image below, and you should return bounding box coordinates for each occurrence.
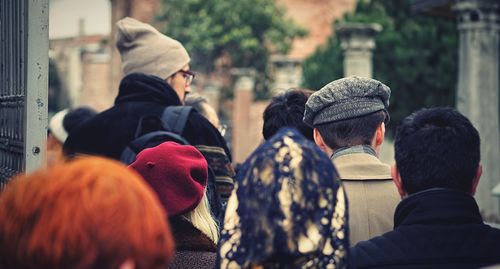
[0,157,174,269]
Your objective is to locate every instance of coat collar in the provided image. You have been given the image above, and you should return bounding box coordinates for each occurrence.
[394,188,483,228]
[332,152,392,180]
[331,144,377,159]
[114,73,182,106]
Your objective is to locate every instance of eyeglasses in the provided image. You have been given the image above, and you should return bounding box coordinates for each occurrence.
[178,70,195,85]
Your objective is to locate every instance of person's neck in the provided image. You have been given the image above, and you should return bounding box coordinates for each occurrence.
[330,144,377,160]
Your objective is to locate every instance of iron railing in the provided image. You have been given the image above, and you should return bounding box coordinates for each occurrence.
[0,0,48,188]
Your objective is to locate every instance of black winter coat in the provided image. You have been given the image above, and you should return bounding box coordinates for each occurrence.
[64,73,232,220]
[64,73,231,160]
[349,189,500,269]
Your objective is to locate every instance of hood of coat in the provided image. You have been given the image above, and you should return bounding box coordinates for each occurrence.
[114,73,182,106]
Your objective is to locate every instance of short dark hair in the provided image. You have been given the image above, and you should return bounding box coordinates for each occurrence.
[395,107,480,194]
[316,110,386,150]
[262,89,314,141]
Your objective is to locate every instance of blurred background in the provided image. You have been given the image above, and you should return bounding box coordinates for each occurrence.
[47,0,461,158]
[46,0,499,220]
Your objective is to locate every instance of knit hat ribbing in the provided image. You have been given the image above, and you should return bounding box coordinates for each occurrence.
[129,142,208,217]
[116,17,190,79]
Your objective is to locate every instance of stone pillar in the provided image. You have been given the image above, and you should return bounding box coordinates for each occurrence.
[270,55,303,94]
[78,18,86,37]
[80,52,112,111]
[203,83,221,113]
[66,47,83,106]
[231,68,256,164]
[336,23,382,78]
[454,0,500,220]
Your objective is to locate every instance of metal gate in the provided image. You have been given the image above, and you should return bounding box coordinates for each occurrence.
[0,0,48,188]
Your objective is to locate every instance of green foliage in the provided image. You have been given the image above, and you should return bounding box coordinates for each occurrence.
[301,35,343,91]
[157,0,306,74]
[302,0,458,135]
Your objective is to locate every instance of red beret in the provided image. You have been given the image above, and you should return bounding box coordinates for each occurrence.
[129,142,208,217]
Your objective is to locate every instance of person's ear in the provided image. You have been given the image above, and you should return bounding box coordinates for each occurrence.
[313,128,332,155]
[471,165,482,195]
[391,165,406,198]
[313,128,323,146]
[165,76,173,85]
[374,122,385,147]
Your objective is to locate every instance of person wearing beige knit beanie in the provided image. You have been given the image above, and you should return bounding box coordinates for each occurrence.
[64,18,235,219]
[64,17,232,160]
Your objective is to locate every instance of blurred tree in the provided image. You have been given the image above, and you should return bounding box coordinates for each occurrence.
[302,0,458,135]
[157,0,306,99]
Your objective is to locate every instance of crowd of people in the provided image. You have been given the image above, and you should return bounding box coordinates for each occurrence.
[1,17,500,269]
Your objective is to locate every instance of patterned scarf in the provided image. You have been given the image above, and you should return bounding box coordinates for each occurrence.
[218,128,349,269]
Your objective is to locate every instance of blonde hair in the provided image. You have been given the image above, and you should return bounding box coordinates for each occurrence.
[184,194,219,243]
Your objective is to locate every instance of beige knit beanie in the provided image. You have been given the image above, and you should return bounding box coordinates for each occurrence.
[115,17,190,79]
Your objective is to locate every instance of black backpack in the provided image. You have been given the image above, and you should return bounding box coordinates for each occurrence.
[120,106,193,164]
[120,105,224,222]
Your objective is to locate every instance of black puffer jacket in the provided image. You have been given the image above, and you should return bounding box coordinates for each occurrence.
[349,189,500,269]
[65,73,230,160]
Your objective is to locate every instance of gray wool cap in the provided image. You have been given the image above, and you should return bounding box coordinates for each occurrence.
[303,76,390,126]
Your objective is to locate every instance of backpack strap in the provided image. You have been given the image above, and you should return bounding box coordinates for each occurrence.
[120,130,189,164]
[161,106,193,134]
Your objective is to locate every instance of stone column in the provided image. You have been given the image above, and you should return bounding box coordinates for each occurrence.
[66,47,83,106]
[270,55,303,94]
[336,23,382,78]
[80,52,112,111]
[203,82,221,114]
[231,68,256,164]
[454,0,500,220]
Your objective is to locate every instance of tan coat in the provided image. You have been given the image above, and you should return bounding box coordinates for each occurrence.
[333,152,400,246]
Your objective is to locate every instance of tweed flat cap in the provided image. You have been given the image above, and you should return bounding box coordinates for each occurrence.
[303,76,390,126]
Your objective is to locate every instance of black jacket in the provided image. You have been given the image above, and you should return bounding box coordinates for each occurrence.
[64,73,232,219]
[64,73,231,160]
[349,189,500,269]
